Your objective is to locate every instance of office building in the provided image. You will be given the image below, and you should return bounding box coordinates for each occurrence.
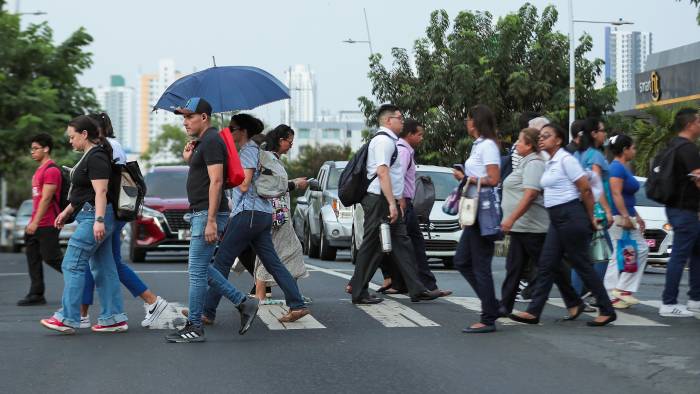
[605,28,653,92]
[284,65,316,124]
[138,59,183,153]
[95,75,137,152]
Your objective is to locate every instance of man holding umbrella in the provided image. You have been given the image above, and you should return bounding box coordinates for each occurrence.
[165,97,259,343]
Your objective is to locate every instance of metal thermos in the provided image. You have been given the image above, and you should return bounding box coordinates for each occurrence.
[380,220,392,253]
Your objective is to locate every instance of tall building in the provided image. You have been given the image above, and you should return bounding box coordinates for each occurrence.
[605,27,653,92]
[138,59,182,153]
[284,65,316,125]
[95,75,136,152]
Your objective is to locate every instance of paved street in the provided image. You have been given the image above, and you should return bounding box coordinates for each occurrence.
[1,250,699,394]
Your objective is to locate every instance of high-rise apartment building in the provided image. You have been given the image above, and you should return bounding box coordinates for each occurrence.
[284,65,316,125]
[605,27,653,92]
[95,75,136,152]
[138,59,182,153]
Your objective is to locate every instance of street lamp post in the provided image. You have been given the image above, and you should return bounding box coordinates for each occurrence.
[342,8,374,56]
[568,0,632,136]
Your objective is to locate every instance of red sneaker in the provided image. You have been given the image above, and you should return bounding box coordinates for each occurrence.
[91,321,129,333]
[40,317,76,334]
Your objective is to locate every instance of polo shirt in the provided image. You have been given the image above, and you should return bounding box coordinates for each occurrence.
[501,153,549,233]
[540,148,586,208]
[366,127,404,198]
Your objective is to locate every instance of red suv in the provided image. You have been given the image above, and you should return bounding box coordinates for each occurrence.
[130,166,191,262]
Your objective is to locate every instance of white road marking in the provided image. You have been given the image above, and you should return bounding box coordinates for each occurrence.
[444,297,525,326]
[547,298,668,327]
[0,273,27,277]
[256,304,325,330]
[305,263,380,291]
[354,298,440,328]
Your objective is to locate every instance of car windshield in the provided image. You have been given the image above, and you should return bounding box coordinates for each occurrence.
[326,167,343,190]
[416,171,459,201]
[634,181,663,207]
[145,170,188,199]
[17,200,32,217]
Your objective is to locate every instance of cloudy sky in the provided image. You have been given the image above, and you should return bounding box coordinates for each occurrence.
[12,0,700,121]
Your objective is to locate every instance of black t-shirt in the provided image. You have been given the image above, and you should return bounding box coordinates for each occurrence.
[186,127,229,212]
[69,146,112,210]
[668,136,700,211]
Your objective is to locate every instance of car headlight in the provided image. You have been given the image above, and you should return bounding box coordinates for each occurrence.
[663,223,672,232]
[141,206,165,219]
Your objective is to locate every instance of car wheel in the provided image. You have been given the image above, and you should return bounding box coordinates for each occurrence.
[442,257,454,269]
[350,225,357,265]
[306,223,320,259]
[319,224,337,261]
[130,242,147,263]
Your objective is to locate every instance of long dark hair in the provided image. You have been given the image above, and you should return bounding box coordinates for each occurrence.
[230,113,264,139]
[88,112,115,138]
[467,104,498,141]
[68,115,113,158]
[265,124,295,153]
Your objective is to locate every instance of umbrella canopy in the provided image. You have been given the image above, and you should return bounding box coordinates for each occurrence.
[153,66,289,114]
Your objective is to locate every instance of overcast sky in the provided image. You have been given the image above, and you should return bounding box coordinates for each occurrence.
[13,0,700,121]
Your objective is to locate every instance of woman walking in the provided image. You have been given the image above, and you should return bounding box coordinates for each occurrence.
[603,134,648,308]
[79,113,169,328]
[452,105,501,334]
[509,123,616,327]
[253,125,310,302]
[40,115,128,334]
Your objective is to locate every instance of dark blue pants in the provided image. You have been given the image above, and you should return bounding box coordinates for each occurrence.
[404,201,438,291]
[454,224,499,325]
[500,232,546,313]
[663,207,700,305]
[527,200,614,317]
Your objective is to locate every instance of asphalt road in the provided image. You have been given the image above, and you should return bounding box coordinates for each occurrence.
[0,250,698,394]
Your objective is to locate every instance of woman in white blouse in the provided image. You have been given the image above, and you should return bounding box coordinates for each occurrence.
[452,105,501,334]
[509,123,616,327]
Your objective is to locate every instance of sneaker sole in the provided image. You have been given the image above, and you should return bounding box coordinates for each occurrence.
[91,325,129,333]
[79,322,91,329]
[659,313,694,318]
[165,336,206,343]
[141,301,169,327]
[40,319,76,334]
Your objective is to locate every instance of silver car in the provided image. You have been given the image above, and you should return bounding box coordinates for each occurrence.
[12,199,76,252]
[294,161,353,261]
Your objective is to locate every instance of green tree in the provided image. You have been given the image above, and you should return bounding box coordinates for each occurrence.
[141,124,188,165]
[359,3,617,166]
[0,1,98,205]
[284,144,352,181]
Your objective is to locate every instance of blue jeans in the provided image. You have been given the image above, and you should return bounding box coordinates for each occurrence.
[663,207,700,305]
[53,204,127,327]
[204,210,305,318]
[186,210,229,327]
[82,220,148,305]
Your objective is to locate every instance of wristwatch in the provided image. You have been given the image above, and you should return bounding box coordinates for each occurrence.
[95,216,105,223]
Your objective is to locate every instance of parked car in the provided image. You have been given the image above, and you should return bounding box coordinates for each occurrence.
[293,161,353,261]
[129,166,191,262]
[634,177,673,268]
[351,165,462,268]
[12,199,76,252]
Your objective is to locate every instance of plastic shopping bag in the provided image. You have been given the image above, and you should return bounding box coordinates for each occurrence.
[616,230,638,273]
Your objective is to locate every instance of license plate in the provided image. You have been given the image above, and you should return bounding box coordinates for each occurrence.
[645,239,656,248]
[178,229,191,241]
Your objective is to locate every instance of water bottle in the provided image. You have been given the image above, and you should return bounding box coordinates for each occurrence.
[380,220,392,253]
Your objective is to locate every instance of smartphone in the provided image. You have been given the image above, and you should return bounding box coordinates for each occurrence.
[688,173,700,179]
[452,164,465,174]
[306,178,317,183]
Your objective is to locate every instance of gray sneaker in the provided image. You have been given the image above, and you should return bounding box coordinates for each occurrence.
[237,297,259,335]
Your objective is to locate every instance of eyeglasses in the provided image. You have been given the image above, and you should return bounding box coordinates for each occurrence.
[230,127,242,131]
[539,133,554,140]
[388,115,404,122]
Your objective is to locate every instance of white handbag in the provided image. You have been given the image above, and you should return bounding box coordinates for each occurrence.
[458,177,480,228]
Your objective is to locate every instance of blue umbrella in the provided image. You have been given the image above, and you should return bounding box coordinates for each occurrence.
[153,66,289,113]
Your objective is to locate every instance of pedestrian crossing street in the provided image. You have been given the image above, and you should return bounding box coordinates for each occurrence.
[147,295,694,331]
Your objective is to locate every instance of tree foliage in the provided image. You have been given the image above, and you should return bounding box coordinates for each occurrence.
[284,144,352,181]
[359,3,617,166]
[0,0,98,205]
[140,124,188,165]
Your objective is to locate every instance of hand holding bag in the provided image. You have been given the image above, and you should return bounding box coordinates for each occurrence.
[458,177,480,228]
[616,229,639,273]
[442,177,467,216]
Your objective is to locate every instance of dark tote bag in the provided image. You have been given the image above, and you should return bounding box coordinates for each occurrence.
[478,187,503,241]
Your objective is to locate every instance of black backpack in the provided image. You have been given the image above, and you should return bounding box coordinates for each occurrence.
[338,131,397,206]
[645,138,693,204]
[47,163,70,211]
[413,175,435,224]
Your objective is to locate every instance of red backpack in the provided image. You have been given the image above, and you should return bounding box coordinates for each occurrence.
[219,127,245,189]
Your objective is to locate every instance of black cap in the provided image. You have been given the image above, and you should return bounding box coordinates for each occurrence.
[174,97,213,116]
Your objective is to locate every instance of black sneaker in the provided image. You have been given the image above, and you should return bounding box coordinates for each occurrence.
[237,297,259,335]
[17,294,46,306]
[165,321,205,343]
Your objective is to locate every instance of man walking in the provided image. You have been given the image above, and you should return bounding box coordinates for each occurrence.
[17,134,63,306]
[165,97,236,342]
[659,107,700,317]
[350,104,440,304]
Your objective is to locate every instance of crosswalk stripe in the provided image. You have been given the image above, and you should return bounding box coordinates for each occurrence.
[256,304,326,330]
[304,263,381,291]
[354,299,440,328]
[546,298,669,327]
[443,297,526,326]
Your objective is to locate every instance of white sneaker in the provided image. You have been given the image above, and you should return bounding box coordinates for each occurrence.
[80,315,91,329]
[141,296,168,327]
[659,304,694,317]
[688,300,700,313]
